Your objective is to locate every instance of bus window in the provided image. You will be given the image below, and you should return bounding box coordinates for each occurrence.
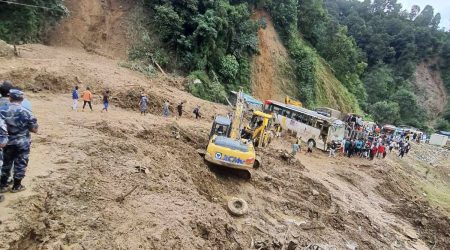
[273,106,281,115]
[282,110,292,118]
[308,117,317,127]
[293,112,302,122]
[301,114,310,124]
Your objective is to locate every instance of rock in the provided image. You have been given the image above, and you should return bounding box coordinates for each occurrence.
[287,240,299,250]
[0,40,14,58]
[312,189,320,196]
[346,242,358,250]
[68,243,83,250]
[264,175,273,181]
[403,228,418,240]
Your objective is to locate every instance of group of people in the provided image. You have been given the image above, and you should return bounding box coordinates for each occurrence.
[327,135,412,160]
[0,81,39,203]
[141,96,202,119]
[291,137,315,156]
[73,86,202,119]
[72,86,110,112]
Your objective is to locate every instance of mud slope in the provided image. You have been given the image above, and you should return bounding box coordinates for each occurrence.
[251,11,297,101]
[413,60,448,119]
[48,0,132,59]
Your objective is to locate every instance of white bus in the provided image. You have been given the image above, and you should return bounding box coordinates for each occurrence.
[264,100,346,150]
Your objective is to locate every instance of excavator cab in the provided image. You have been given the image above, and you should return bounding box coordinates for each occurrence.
[242,111,273,147]
[209,116,232,139]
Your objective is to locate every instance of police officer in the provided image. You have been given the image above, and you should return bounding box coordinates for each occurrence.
[0,114,7,202]
[0,89,38,193]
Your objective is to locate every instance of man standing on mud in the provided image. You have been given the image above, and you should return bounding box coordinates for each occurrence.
[0,90,38,193]
[177,101,185,118]
[82,87,93,111]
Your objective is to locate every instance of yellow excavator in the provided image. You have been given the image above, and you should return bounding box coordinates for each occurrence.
[201,91,271,177]
[285,96,303,107]
[242,111,273,148]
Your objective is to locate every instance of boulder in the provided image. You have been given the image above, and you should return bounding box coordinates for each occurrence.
[0,40,14,58]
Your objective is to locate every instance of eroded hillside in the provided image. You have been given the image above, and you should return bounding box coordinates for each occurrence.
[413,60,448,120]
[48,0,133,59]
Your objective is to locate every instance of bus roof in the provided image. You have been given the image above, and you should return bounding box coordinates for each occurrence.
[265,100,339,123]
[230,91,263,106]
[315,106,340,113]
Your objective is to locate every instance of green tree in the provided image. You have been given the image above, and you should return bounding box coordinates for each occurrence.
[430,13,441,29]
[153,5,184,45]
[363,64,393,105]
[434,118,450,131]
[414,5,434,27]
[0,0,67,43]
[371,101,400,124]
[409,5,421,20]
[219,55,239,83]
[391,89,426,126]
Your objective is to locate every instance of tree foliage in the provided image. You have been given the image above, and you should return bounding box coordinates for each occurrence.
[323,0,450,128]
[0,0,67,43]
[265,0,366,110]
[371,101,400,124]
[140,0,259,101]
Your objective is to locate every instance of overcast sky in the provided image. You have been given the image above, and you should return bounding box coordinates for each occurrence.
[396,0,450,29]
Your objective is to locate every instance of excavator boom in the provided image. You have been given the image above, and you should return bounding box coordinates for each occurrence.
[230,91,245,139]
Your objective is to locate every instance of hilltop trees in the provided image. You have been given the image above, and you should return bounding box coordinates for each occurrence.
[0,0,67,43]
[324,0,450,129]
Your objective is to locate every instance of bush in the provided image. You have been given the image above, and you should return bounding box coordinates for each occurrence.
[187,71,227,103]
[118,61,156,77]
[288,35,317,107]
[219,55,239,83]
[435,118,450,131]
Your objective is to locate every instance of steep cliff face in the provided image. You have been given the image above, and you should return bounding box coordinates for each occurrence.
[250,11,360,113]
[250,11,297,101]
[48,0,132,59]
[413,60,448,120]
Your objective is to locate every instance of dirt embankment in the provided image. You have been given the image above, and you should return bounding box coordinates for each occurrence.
[48,0,133,59]
[413,60,448,119]
[251,10,297,102]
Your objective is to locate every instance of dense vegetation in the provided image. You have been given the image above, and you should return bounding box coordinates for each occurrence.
[0,0,67,43]
[260,0,450,130]
[322,0,450,130]
[137,0,260,102]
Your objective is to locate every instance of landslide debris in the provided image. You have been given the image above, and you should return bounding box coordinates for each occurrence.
[0,40,14,58]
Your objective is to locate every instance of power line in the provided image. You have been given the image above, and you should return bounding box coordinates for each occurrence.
[0,0,65,12]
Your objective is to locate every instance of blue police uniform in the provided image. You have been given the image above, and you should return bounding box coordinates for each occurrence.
[0,115,8,167]
[0,90,38,190]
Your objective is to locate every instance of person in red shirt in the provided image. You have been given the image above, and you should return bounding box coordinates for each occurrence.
[378,144,386,158]
[370,144,378,160]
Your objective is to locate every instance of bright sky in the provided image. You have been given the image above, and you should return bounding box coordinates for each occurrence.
[396,0,450,29]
